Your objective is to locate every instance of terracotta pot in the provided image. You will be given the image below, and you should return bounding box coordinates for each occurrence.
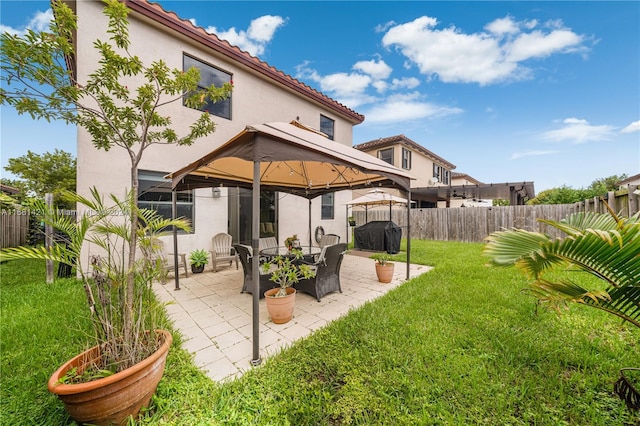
[264,287,296,324]
[48,329,172,426]
[375,263,395,283]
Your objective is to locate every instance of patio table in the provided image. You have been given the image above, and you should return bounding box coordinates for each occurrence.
[259,246,321,262]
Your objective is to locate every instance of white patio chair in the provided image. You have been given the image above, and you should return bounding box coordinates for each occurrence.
[210,232,239,272]
[141,238,189,282]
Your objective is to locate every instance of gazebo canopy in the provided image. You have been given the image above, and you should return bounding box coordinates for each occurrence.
[346,189,413,207]
[169,122,412,197]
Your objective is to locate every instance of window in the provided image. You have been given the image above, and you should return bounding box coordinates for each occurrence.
[138,170,194,232]
[183,54,232,119]
[433,164,450,185]
[378,148,393,165]
[402,148,412,169]
[321,193,334,220]
[320,115,335,140]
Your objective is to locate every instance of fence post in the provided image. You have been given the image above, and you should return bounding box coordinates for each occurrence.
[629,185,639,216]
[45,193,54,284]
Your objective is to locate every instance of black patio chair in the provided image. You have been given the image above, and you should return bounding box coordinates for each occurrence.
[295,243,347,302]
[233,244,277,299]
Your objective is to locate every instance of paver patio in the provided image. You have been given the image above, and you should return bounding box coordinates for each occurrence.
[153,251,429,382]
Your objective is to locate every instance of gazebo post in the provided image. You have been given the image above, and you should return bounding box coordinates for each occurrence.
[251,160,261,366]
[172,189,180,290]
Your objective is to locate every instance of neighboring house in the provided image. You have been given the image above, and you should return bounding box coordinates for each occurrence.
[354,134,535,208]
[0,184,20,197]
[616,173,640,189]
[353,134,456,208]
[68,0,364,254]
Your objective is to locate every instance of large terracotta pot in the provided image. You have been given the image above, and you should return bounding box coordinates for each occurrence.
[264,287,296,324]
[47,329,172,426]
[375,263,395,283]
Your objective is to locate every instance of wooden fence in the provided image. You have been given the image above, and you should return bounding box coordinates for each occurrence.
[352,185,639,243]
[1,210,30,249]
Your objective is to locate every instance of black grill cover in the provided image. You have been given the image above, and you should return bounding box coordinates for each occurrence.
[354,221,401,254]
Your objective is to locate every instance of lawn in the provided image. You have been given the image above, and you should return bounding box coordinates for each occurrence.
[1,240,638,425]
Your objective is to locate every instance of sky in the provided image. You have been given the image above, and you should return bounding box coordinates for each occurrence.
[1,1,639,193]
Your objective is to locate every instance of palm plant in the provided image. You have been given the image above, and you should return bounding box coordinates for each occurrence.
[0,188,191,372]
[483,202,639,327]
[483,202,639,410]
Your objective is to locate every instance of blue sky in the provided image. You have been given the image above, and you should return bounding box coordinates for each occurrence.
[1,1,639,192]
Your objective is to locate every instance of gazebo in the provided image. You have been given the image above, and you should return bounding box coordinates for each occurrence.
[167,121,413,365]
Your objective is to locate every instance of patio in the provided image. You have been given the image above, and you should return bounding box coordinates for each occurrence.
[153,251,429,382]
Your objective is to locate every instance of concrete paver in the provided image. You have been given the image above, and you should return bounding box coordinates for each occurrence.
[153,251,429,382]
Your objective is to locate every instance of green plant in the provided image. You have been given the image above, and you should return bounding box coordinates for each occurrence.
[0,188,190,374]
[188,249,209,267]
[284,234,299,249]
[483,202,640,328]
[483,202,640,411]
[371,252,393,266]
[260,249,315,297]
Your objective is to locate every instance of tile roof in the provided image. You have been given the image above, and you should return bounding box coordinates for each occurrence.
[353,134,456,170]
[125,0,364,124]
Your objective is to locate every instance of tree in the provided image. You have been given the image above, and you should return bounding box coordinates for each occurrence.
[1,0,231,348]
[5,149,76,207]
[528,174,629,205]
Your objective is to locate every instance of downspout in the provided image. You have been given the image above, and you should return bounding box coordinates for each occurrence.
[406,188,411,281]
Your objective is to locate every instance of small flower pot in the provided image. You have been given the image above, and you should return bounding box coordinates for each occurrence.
[264,287,296,324]
[375,263,395,283]
[191,264,205,274]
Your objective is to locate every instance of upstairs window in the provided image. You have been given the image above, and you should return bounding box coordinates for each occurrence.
[433,164,450,185]
[320,115,335,140]
[183,54,232,120]
[402,148,412,169]
[321,193,334,220]
[378,148,393,165]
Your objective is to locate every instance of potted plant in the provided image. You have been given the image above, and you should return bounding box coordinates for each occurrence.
[1,190,190,425]
[348,216,356,227]
[284,234,299,251]
[0,0,230,423]
[189,249,209,273]
[261,249,315,324]
[371,252,395,283]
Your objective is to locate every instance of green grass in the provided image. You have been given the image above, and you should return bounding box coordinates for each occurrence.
[1,241,638,425]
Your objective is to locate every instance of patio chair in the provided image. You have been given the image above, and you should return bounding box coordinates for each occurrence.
[295,243,347,302]
[233,244,278,299]
[141,238,188,282]
[319,233,340,248]
[210,233,239,272]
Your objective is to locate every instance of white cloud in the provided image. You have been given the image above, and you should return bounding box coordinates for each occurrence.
[382,15,587,85]
[205,15,285,57]
[353,59,392,80]
[542,118,616,143]
[1,9,53,36]
[621,120,640,134]
[295,62,377,107]
[390,77,420,90]
[363,92,463,124]
[510,150,559,160]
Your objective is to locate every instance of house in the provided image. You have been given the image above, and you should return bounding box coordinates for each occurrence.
[354,134,535,207]
[67,0,364,255]
[353,134,455,208]
[616,173,640,189]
